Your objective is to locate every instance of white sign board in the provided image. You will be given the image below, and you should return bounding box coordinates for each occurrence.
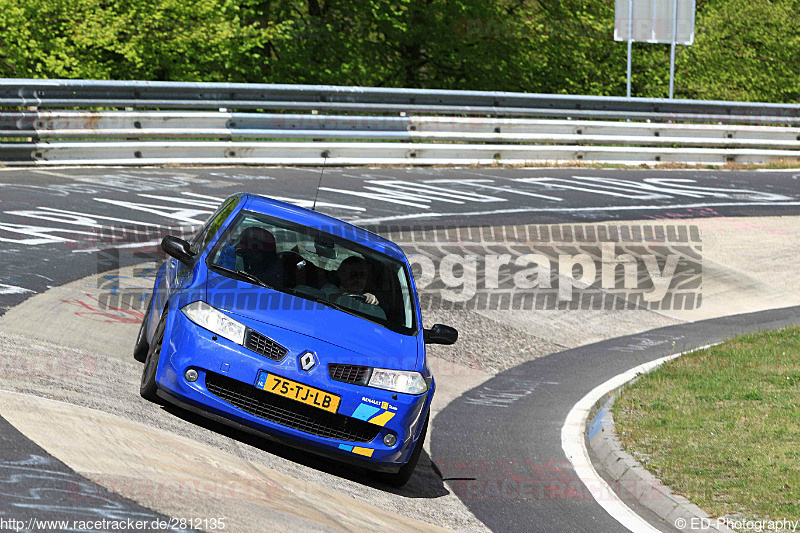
[614,0,696,45]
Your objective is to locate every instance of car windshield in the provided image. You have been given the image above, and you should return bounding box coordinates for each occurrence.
[207,210,417,335]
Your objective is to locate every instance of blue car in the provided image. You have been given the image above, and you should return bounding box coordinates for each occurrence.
[133,193,457,486]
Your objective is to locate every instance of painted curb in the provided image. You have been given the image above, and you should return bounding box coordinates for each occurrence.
[588,393,735,533]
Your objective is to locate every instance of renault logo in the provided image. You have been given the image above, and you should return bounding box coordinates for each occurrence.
[299,351,317,372]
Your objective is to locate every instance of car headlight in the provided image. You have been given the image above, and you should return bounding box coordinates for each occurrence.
[368,368,428,395]
[181,301,246,345]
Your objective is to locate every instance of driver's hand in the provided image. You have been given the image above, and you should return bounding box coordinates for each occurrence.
[363,292,378,305]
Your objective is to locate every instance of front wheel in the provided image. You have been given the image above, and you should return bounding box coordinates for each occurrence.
[133,299,152,363]
[378,414,429,488]
[140,308,167,402]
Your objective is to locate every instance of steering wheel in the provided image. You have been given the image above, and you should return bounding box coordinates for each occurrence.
[342,293,368,302]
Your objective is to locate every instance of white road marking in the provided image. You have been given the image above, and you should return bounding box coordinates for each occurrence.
[321,179,513,208]
[424,178,564,201]
[643,178,791,201]
[4,209,161,235]
[362,184,464,204]
[0,223,96,245]
[267,196,367,212]
[0,191,368,249]
[181,192,226,202]
[37,207,165,227]
[347,200,800,224]
[72,239,163,254]
[319,186,431,208]
[367,180,506,202]
[207,172,276,181]
[137,194,222,209]
[0,207,180,246]
[517,177,669,199]
[0,283,34,295]
[180,190,366,211]
[516,176,792,202]
[561,343,718,533]
[93,198,212,224]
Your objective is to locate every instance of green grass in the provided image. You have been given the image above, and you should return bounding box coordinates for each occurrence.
[614,327,800,521]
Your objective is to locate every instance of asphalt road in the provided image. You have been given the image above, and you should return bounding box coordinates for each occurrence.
[1,166,799,531]
[430,305,800,532]
[0,412,188,532]
[2,166,800,313]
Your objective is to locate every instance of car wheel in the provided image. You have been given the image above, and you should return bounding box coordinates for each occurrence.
[140,308,167,402]
[379,413,429,488]
[133,299,152,363]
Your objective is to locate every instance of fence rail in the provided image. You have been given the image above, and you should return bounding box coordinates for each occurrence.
[1,78,799,166]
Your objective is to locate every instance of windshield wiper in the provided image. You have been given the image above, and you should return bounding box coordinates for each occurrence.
[211,265,274,290]
[299,292,352,314]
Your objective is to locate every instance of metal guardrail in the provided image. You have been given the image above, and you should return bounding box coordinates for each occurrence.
[1,78,799,166]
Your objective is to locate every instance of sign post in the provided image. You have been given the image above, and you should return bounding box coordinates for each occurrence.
[626,0,633,98]
[668,0,679,98]
[614,0,696,99]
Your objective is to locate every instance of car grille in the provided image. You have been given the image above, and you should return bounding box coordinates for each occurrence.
[329,364,372,385]
[205,372,380,443]
[244,329,288,361]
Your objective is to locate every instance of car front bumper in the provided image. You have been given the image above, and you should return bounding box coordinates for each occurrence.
[154,310,432,471]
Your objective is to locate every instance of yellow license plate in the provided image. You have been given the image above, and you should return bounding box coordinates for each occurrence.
[257,372,340,414]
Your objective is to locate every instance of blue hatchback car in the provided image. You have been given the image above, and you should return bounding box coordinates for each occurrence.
[134,193,457,486]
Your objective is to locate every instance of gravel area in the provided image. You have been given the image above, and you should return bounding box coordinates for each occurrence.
[423,309,566,374]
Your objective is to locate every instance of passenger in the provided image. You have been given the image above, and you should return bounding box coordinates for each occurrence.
[234,227,283,287]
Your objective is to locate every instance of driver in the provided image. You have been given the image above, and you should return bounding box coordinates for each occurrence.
[317,256,385,321]
[324,256,379,306]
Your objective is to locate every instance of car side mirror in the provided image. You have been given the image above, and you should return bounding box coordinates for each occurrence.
[423,324,458,345]
[162,235,195,266]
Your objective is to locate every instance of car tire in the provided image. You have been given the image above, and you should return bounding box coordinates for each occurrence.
[379,413,429,488]
[140,307,167,403]
[133,299,152,363]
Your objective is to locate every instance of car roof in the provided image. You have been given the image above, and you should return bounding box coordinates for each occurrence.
[240,193,406,261]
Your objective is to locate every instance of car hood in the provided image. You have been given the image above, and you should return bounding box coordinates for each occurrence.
[205,272,420,367]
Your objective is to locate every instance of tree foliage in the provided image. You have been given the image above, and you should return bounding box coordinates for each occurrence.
[0,0,797,102]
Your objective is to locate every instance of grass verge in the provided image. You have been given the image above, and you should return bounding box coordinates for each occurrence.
[614,327,800,521]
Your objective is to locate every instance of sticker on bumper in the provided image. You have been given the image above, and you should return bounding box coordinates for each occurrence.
[351,402,396,427]
[338,444,374,457]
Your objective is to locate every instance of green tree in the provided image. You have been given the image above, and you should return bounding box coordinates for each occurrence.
[0,0,797,102]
